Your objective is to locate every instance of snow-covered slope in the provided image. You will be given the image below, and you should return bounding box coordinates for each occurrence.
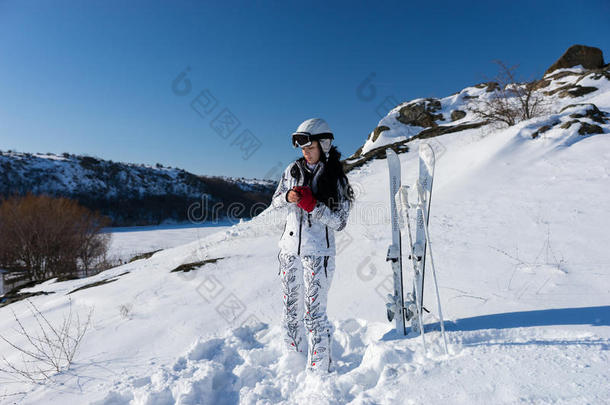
[1,67,609,404]
[346,63,610,173]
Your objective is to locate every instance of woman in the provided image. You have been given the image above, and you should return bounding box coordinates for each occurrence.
[271,118,354,373]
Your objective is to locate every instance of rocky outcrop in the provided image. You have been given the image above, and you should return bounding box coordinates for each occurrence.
[533,46,609,99]
[544,84,599,98]
[531,103,608,138]
[342,120,488,173]
[535,58,609,99]
[370,125,390,143]
[412,121,489,140]
[474,82,500,92]
[545,45,605,75]
[451,110,466,121]
[343,139,410,173]
[560,103,609,123]
[530,123,556,139]
[350,125,391,161]
[577,122,604,135]
[396,99,444,128]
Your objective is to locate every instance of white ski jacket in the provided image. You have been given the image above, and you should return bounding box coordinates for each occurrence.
[271,159,351,256]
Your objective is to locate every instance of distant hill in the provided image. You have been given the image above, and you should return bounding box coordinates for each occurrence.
[0,151,276,226]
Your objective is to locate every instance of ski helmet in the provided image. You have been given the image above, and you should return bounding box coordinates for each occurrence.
[291,118,334,158]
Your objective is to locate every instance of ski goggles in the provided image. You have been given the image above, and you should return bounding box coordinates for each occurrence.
[291,132,334,148]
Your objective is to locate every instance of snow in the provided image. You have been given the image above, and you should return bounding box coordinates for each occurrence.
[542,65,587,77]
[104,222,234,264]
[1,70,609,404]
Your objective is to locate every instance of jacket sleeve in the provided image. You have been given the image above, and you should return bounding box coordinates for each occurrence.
[311,178,351,231]
[270,164,293,209]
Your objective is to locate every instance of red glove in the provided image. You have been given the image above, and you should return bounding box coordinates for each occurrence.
[293,186,317,213]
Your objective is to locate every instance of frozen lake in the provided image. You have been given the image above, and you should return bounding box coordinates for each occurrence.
[103,221,235,264]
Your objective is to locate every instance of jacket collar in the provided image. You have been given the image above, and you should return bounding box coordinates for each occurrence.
[295,158,325,193]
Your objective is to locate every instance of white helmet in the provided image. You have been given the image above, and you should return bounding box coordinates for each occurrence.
[291,118,334,157]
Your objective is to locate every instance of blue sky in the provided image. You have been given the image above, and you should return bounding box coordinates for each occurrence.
[1,0,608,179]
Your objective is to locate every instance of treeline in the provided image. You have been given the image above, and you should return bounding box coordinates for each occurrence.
[0,194,110,282]
[70,176,273,226]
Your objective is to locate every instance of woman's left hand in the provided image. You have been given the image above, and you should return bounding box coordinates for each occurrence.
[294,186,317,212]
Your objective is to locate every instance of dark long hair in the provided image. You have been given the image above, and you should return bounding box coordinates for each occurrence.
[300,142,354,211]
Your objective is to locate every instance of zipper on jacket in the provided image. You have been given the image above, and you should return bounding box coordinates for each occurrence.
[327,328,332,371]
[297,210,303,255]
[307,212,311,227]
[324,256,328,278]
[325,226,329,248]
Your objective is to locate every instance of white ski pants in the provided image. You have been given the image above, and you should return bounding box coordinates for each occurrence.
[278,251,335,373]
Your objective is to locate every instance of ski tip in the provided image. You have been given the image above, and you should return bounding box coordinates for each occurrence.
[385,148,401,173]
[385,148,397,159]
[419,143,435,160]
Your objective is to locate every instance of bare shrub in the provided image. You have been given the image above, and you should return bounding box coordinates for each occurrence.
[468,60,549,128]
[0,297,93,383]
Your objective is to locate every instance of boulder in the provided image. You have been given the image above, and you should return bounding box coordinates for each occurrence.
[451,110,466,121]
[545,45,604,75]
[578,122,604,135]
[397,99,443,128]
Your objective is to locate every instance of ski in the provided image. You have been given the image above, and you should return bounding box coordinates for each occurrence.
[408,143,435,333]
[385,148,406,335]
[416,180,449,354]
[396,185,426,350]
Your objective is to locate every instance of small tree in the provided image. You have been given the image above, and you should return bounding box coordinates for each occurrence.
[75,211,111,276]
[468,60,548,127]
[0,194,111,280]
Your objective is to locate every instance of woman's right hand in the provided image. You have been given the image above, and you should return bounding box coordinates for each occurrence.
[287,189,301,203]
